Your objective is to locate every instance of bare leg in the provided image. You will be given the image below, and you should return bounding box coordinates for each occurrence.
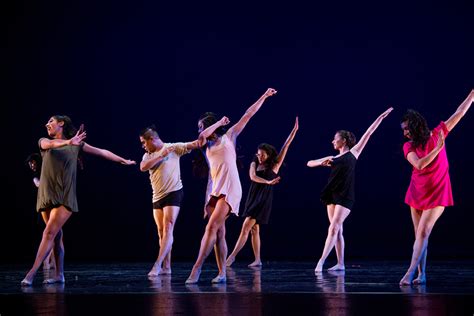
[21,206,71,285]
[400,206,444,285]
[409,207,427,284]
[226,217,256,267]
[40,212,56,271]
[326,205,345,271]
[148,206,180,276]
[186,197,229,284]
[212,224,227,283]
[315,205,351,272]
[43,229,65,284]
[248,224,262,267]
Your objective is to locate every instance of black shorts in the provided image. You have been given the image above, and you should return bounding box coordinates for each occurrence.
[153,188,184,209]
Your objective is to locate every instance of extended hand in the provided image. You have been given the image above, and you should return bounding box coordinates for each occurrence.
[219,116,230,126]
[264,88,277,97]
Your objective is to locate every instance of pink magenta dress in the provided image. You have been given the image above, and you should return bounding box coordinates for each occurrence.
[204,133,242,216]
[403,121,453,210]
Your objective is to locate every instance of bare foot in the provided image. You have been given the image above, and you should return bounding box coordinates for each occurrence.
[399,271,415,286]
[248,261,262,268]
[43,275,65,284]
[211,274,227,284]
[185,268,201,284]
[226,256,235,267]
[148,263,161,277]
[413,274,426,285]
[314,260,324,272]
[21,272,35,286]
[21,278,33,286]
[328,263,345,271]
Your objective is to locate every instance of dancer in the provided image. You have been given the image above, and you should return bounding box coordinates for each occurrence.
[185,88,277,284]
[139,125,200,276]
[25,153,55,270]
[308,107,393,272]
[226,117,299,268]
[399,90,474,286]
[21,115,135,285]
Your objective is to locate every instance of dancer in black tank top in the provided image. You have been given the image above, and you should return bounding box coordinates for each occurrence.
[308,107,393,272]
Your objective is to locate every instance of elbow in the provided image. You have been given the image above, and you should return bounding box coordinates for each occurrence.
[139,164,148,172]
[414,162,424,170]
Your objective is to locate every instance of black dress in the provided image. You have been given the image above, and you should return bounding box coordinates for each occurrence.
[241,168,278,224]
[320,151,357,210]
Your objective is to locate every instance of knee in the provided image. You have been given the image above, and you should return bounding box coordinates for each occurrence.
[205,223,219,236]
[328,223,341,236]
[43,227,58,241]
[163,220,175,234]
[417,227,432,240]
[250,225,259,235]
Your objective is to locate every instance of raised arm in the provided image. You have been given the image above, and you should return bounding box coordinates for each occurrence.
[227,88,277,140]
[407,130,445,170]
[249,162,280,185]
[273,117,299,174]
[350,107,393,159]
[307,156,334,168]
[83,143,136,165]
[445,89,474,132]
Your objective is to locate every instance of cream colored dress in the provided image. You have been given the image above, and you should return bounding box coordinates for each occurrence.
[204,133,242,216]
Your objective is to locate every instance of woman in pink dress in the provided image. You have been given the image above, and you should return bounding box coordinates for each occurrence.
[399,89,474,286]
[186,88,277,284]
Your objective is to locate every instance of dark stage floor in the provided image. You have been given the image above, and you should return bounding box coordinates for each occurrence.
[1,260,473,315]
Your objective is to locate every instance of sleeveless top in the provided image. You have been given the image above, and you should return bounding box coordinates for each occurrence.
[204,134,242,216]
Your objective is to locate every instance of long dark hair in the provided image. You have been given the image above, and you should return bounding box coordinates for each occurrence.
[336,130,357,149]
[254,143,278,169]
[53,115,78,139]
[401,109,430,148]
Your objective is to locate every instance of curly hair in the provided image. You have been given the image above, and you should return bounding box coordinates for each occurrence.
[336,130,357,149]
[401,109,430,148]
[254,143,279,169]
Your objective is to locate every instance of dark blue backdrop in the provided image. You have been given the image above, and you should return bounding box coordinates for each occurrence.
[5,0,474,263]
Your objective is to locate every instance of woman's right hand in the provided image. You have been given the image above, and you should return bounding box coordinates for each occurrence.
[69,124,86,146]
[267,176,281,185]
[219,116,230,126]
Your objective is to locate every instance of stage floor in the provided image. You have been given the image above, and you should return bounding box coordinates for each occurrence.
[1,260,473,315]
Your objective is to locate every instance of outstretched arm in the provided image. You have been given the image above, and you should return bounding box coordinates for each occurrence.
[307,156,334,168]
[227,88,277,140]
[197,116,230,146]
[406,130,445,170]
[249,162,280,185]
[40,125,86,150]
[445,89,474,132]
[350,107,393,159]
[83,143,136,165]
[273,117,299,174]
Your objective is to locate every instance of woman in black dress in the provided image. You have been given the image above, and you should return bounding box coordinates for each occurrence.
[308,108,392,272]
[226,117,298,267]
